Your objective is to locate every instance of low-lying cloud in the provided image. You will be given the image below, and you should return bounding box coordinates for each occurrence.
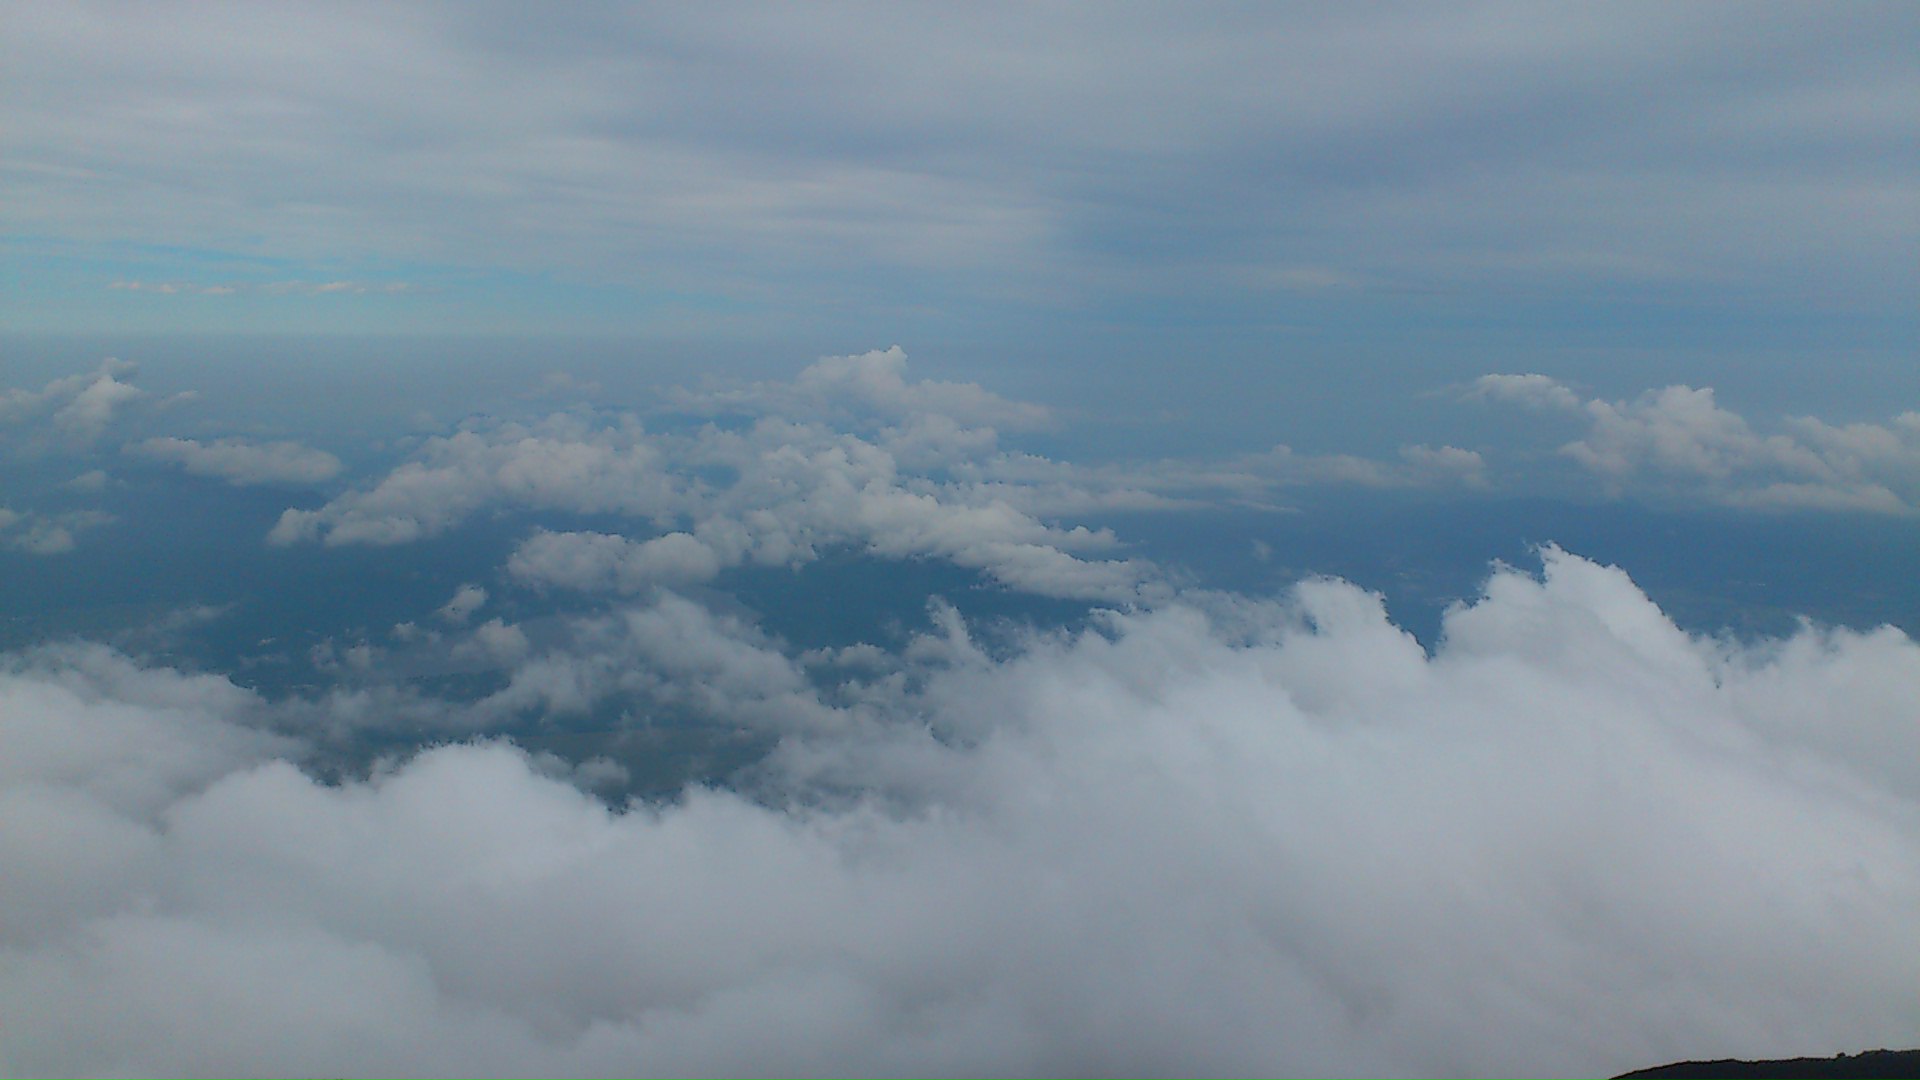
[270,350,1485,603]
[1474,374,1920,513]
[0,359,148,444]
[4,549,1918,1077]
[0,505,114,554]
[128,436,343,486]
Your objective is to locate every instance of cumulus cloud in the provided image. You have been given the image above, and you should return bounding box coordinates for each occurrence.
[67,469,111,492]
[474,591,836,730]
[1475,374,1920,513]
[464,618,530,666]
[436,584,489,625]
[3,550,1920,1077]
[510,529,725,592]
[1467,372,1586,412]
[1397,443,1488,486]
[268,414,678,547]
[0,359,148,443]
[128,436,343,486]
[276,354,1162,602]
[0,507,115,554]
[283,352,1485,602]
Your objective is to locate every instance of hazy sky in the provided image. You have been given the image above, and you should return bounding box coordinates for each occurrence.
[6,4,1915,374]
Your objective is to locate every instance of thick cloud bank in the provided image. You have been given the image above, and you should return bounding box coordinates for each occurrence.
[5,550,1919,1078]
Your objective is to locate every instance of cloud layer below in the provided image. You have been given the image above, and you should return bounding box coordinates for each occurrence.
[4,549,1919,1077]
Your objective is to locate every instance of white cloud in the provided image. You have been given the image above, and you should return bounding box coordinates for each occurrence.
[4,551,1920,1076]
[449,618,531,668]
[673,347,1052,432]
[269,414,679,546]
[436,584,489,625]
[275,353,1500,602]
[475,592,836,730]
[53,373,144,439]
[1476,375,1920,513]
[0,360,148,444]
[1467,372,1585,412]
[282,354,1163,602]
[128,436,342,486]
[1398,443,1488,486]
[510,529,724,592]
[0,507,114,554]
[67,469,111,492]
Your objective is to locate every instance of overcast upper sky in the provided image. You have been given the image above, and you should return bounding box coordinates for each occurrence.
[5,2,1916,370]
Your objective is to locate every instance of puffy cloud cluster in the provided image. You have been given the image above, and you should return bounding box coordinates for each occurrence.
[269,413,679,547]
[472,591,836,731]
[128,436,343,486]
[271,351,1169,601]
[0,359,147,443]
[279,350,1483,602]
[4,550,1920,1077]
[1474,374,1920,513]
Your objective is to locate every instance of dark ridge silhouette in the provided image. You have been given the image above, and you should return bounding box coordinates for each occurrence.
[1616,1048,1920,1078]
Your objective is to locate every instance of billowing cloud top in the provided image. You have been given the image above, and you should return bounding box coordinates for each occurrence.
[0,360,146,443]
[4,550,1920,1076]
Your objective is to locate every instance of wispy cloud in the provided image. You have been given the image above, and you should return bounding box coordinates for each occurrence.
[126,436,343,487]
[109,280,414,296]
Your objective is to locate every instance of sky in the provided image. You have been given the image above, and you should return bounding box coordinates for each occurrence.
[5,5,1916,370]
[4,4,1920,1078]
